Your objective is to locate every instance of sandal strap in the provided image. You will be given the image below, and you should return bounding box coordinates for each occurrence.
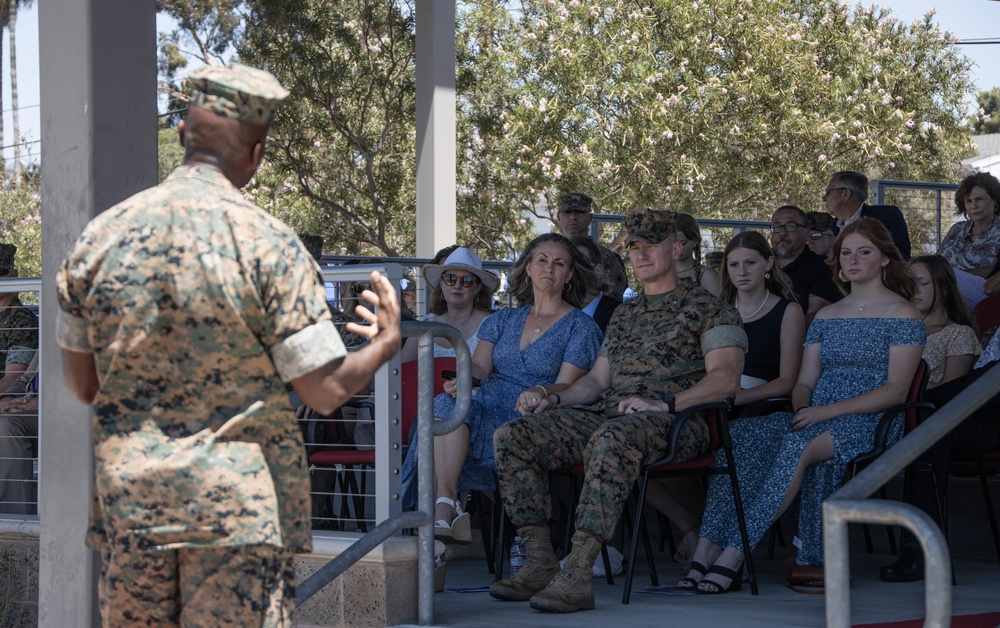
[435,496,464,515]
[706,564,741,581]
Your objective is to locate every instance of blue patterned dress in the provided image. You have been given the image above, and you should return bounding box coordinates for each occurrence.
[700,317,926,565]
[401,305,603,507]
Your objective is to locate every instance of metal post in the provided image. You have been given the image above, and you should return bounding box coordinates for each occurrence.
[415,0,457,259]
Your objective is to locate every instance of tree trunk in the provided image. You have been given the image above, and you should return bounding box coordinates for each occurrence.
[8,0,17,180]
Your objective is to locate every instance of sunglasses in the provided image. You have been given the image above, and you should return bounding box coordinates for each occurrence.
[351,282,371,294]
[809,231,833,240]
[442,273,478,288]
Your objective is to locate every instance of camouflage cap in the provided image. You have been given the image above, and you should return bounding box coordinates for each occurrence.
[624,208,677,245]
[299,234,324,263]
[558,192,594,213]
[0,243,16,271]
[188,63,289,125]
[805,211,838,234]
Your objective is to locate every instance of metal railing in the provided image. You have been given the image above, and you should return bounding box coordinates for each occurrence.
[824,362,1000,628]
[0,276,41,523]
[295,320,474,626]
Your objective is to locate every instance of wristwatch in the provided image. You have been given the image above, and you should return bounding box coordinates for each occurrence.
[661,392,676,414]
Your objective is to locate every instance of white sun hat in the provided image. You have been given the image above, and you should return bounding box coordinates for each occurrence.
[423,247,500,293]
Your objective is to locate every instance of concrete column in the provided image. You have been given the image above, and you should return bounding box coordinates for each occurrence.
[38,1,156,625]
[415,0,456,259]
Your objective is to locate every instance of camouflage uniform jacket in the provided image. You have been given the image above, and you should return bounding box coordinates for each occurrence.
[599,244,629,301]
[55,164,346,553]
[598,278,746,415]
[0,295,38,377]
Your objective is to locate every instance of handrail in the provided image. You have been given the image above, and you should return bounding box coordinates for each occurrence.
[292,320,473,626]
[406,321,473,625]
[824,362,1000,628]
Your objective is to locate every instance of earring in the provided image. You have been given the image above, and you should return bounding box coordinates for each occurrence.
[526,276,532,286]
[764,272,771,280]
[838,269,847,282]
[564,281,572,292]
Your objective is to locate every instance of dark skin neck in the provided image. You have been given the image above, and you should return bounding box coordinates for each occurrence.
[178,106,268,188]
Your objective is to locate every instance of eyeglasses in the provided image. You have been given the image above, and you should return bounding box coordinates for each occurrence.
[770,221,805,233]
[809,231,833,240]
[351,282,371,294]
[442,273,478,288]
[823,186,849,198]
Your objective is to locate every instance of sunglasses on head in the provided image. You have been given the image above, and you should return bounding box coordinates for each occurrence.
[442,273,478,288]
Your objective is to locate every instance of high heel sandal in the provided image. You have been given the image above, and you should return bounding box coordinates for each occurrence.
[676,560,709,589]
[433,496,471,544]
[697,564,743,594]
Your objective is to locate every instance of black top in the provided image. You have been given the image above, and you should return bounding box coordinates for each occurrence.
[781,247,842,309]
[743,297,792,381]
[861,204,911,260]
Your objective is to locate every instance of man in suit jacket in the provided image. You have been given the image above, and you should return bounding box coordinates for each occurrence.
[824,170,911,259]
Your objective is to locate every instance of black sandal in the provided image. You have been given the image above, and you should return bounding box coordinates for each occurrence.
[676,560,710,589]
[697,564,743,594]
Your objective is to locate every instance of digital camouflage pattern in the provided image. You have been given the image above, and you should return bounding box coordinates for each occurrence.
[599,279,746,413]
[95,402,283,552]
[624,208,678,245]
[493,279,746,541]
[0,295,38,375]
[99,545,294,627]
[558,192,593,213]
[598,244,628,301]
[188,63,289,125]
[56,164,346,555]
[0,243,16,270]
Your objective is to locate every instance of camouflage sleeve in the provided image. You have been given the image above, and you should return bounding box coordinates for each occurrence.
[256,230,342,379]
[699,298,747,356]
[270,319,347,382]
[5,347,35,367]
[1,308,38,359]
[56,309,92,352]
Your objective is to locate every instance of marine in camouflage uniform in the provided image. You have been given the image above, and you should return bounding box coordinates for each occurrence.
[555,193,629,301]
[490,208,746,613]
[0,243,40,515]
[56,65,400,627]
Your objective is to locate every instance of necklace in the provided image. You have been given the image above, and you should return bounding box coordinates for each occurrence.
[532,305,559,334]
[737,292,768,320]
[851,290,883,311]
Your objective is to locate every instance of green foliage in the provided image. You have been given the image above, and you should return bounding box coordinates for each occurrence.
[157,127,185,183]
[240,0,418,257]
[0,166,40,278]
[159,0,977,261]
[156,0,246,126]
[974,87,1000,135]
[486,0,975,226]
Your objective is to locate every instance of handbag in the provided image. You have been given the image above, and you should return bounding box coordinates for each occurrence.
[95,401,284,552]
[784,556,825,594]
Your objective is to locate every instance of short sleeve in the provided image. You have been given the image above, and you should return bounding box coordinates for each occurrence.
[805,318,826,346]
[478,307,514,346]
[945,324,983,359]
[560,312,603,370]
[889,318,927,347]
[697,297,747,355]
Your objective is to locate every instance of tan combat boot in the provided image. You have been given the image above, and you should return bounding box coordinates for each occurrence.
[529,530,603,613]
[488,524,560,601]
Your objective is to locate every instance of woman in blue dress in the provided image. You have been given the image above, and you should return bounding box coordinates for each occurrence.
[401,233,604,543]
[681,219,926,593]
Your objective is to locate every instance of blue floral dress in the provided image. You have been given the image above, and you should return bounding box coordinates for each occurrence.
[401,305,603,508]
[700,317,926,565]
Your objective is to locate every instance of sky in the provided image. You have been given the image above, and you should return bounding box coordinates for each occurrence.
[0,1,997,168]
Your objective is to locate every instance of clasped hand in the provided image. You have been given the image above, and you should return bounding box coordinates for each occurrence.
[515,388,548,416]
[616,396,667,415]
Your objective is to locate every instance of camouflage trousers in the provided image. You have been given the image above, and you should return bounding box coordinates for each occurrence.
[99,544,295,627]
[494,407,708,541]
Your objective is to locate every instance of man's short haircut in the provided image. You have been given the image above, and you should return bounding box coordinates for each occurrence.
[773,205,807,223]
[831,171,869,203]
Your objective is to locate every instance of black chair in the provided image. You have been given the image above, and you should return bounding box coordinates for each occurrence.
[622,399,759,603]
